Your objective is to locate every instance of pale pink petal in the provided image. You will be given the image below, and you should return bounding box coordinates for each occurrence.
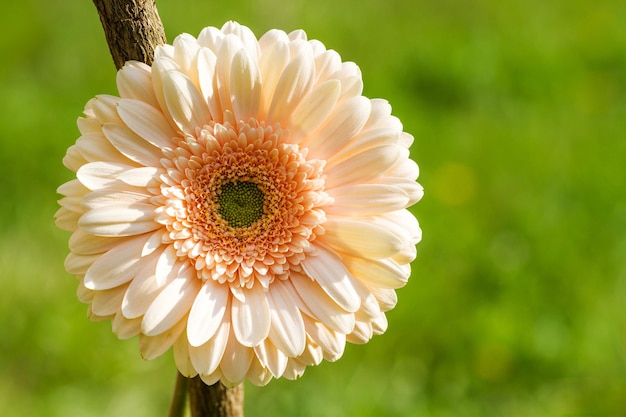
[220,323,254,385]
[326,184,410,216]
[324,145,402,189]
[173,333,198,378]
[343,255,409,289]
[254,338,288,377]
[189,318,230,375]
[79,203,158,237]
[102,123,163,167]
[139,316,186,360]
[230,48,261,122]
[289,79,341,142]
[116,61,159,108]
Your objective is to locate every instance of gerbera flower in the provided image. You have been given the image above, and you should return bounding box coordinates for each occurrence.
[55,21,423,386]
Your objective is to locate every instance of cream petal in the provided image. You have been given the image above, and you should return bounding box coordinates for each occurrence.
[372,312,388,335]
[102,123,163,167]
[326,184,410,216]
[266,280,306,357]
[258,30,290,114]
[58,195,82,215]
[79,203,158,237]
[221,21,260,60]
[230,48,261,122]
[303,96,370,160]
[302,316,346,361]
[290,272,355,334]
[87,95,122,124]
[112,312,142,339]
[69,230,122,255]
[173,33,201,82]
[65,252,99,275]
[121,248,168,319]
[55,207,81,232]
[118,166,163,187]
[116,61,159,108]
[246,356,273,386]
[346,320,373,344]
[314,49,342,83]
[321,216,405,259]
[162,71,210,135]
[324,145,402,189]
[117,99,178,148]
[142,265,200,336]
[189,317,230,375]
[370,287,398,312]
[231,283,270,347]
[220,323,254,385]
[81,189,150,210]
[301,245,361,313]
[83,234,153,290]
[77,161,131,190]
[187,279,229,347]
[289,79,340,141]
[343,256,409,289]
[57,178,87,198]
[173,334,197,378]
[268,46,315,124]
[197,48,220,119]
[91,284,128,316]
[254,339,288,378]
[282,358,306,381]
[75,133,134,166]
[139,316,186,360]
[328,127,401,165]
[155,245,178,286]
[197,25,225,51]
[63,145,88,171]
[215,34,243,114]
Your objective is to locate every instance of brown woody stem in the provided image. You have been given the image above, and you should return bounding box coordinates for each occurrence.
[92,0,167,69]
[91,1,245,416]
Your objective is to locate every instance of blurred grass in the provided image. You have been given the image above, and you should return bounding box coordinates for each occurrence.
[2,0,626,416]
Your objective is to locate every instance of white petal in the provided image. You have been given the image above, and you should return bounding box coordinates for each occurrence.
[84,233,153,290]
[230,48,261,122]
[78,203,158,237]
[321,216,405,259]
[162,71,210,134]
[268,47,315,124]
[266,280,306,357]
[187,279,229,346]
[231,283,270,347]
[326,184,410,216]
[189,316,230,375]
[290,272,355,334]
[142,264,200,336]
[117,99,178,148]
[301,245,361,313]
[102,123,163,167]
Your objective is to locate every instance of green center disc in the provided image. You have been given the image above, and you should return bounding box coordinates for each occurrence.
[216,181,266,228]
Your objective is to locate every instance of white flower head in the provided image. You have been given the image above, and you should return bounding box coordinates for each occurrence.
[56,21,423,386]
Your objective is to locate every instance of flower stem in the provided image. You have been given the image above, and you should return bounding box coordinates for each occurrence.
[92,0,167,69]
[189,378,244,417]
[168,372,189,417]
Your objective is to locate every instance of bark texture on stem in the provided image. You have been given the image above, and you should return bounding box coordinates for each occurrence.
[92,0,167,69]
[189,377,244,417]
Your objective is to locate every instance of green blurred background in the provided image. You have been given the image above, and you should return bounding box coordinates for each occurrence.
[2,0,626,415]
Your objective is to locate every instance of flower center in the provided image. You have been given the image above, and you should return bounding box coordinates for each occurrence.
[216,181,265,228]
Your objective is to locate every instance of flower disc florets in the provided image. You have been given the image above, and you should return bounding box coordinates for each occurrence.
[56,21,423,386]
